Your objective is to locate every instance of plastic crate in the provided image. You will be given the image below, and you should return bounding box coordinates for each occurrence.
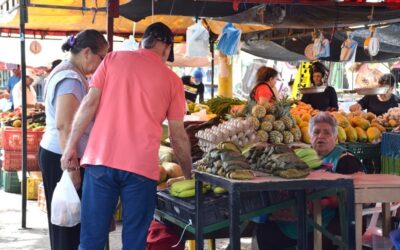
[37,182,47,213]
[23,177,42,200]
[156,190,229,226]
[239,191,271,214]
[2,150,40,171]
[381,133,400,157]
[1,127,44,152]
[340,142,381,174]
[2,170,21,194]
[0,168,3,188]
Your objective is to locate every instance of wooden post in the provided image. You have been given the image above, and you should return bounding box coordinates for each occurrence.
[217,52,232,97]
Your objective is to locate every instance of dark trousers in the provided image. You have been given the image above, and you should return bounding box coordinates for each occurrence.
[38,146,84,250]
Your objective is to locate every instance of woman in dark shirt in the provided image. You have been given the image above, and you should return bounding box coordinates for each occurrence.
[182,74,204,103]
[350,73,400,116]
[301,63,338,111]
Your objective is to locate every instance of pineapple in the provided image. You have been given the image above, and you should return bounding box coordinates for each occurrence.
[280,115,294,129]
[272,120,285,132]
[252,105,267,119]
[260,121,273,132]
[247,116,260,130]
[264,102,276,114]
[256,130,269,142]
[269,130,283,144]
[273,96,294,119]
[262,114,275,123]
[290,126,302,142]
[283,131,295,144]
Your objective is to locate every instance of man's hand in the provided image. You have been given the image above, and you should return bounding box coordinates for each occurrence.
[68,169,81,190]
[61,147,79,171]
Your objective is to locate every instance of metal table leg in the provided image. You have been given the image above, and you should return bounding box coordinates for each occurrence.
[345,181,356,250]
[229,190,241,250]
[195,179,204,250]
[296,190,307,250]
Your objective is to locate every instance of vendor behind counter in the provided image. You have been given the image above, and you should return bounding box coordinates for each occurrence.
[350,73,400,116]
[301,62,338,111]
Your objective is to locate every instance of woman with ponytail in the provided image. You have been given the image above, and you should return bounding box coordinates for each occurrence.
[39,29,108,250]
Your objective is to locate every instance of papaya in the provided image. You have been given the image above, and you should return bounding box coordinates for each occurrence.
[301,126,311,144]
[299,121,309,129]
[293,114,302,125]
[366,127,381,143]
[351,117,370,130]
[337,126,347,143]
[366,112,376,121]
[301,113,311,122]
[355,127,367,142]
[335,115,350,128]
[344,126,358,142]
[371,123,386,133]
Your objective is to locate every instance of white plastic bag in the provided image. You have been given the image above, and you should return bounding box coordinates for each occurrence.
[186,22,209,57]
[51,171,81,227]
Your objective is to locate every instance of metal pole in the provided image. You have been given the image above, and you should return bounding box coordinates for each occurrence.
[106,0,118,52]
[210,37,215,98]
[20,0,28,229]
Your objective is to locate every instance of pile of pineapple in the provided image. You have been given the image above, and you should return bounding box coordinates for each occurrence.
[247,97,302,144]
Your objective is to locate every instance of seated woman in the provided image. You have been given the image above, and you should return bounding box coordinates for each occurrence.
[350,73,400,116]
[12,75,37,109]
[301,62,338,111]
[256,112,363,250]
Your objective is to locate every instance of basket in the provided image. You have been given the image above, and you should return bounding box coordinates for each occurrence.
[2,150,40,171]
[1,127,44,152]
[156,190,229,226]
[339,142,381,174]
[380,133,400,175]
[2,170,21,194]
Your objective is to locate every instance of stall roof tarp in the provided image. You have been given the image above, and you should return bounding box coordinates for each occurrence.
[0,0,134,35]
[218,4,400,29]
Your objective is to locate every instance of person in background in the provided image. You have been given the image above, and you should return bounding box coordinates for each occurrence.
[350,73,400,116]
[34,59,63,102]
[60,22,192,249]
[6,65,21,109]
[182,70,204,103]
[301,62,338,111]
[250,66,279,104]
[192,68,205,103]
[12,74,37,108]
[39,29,108,250]
[256,112,363,250]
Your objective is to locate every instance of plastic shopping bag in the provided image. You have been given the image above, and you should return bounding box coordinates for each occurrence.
[186,22,209,57]
[51,170,81,227]
[217,22,241,56]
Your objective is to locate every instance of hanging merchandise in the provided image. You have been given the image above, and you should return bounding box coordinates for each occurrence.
[186,22,209,57]
[217,23,242,56]
[312,31,330,58]
[340,31,358,62]
[364,27,380,57]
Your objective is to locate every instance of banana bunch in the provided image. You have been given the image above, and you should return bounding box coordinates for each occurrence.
[193,144,254,180]
[187,102,211,114]
[294,148,322,169]
[169,179,209,198]
[243,143,309,178]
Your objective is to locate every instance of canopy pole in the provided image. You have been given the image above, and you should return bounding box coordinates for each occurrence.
[210,37,215,98]
[107,0,119,52]
[20,0,28,229]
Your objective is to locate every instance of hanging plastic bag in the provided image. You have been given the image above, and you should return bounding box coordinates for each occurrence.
[313,33,330,58]
[217,23,241,56]
[340,38,358,62]
[186,22,209,57]
[51,171,81,227]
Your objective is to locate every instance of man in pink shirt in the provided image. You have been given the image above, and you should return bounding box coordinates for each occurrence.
[61,22,192,250]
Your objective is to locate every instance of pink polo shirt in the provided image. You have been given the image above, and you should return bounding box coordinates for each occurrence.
[80,49,186,181]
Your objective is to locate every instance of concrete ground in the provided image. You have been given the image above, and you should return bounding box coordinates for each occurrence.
[0,190,252,250]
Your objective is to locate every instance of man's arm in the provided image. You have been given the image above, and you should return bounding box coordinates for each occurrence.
[60,87,102,170]
[168,120,192,179]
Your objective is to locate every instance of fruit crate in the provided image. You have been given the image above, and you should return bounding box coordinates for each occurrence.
[23,176,42,200]
[339,142,381,174]
[380,132,400,175]
[2,170,21,194]
[37,182,47,213]
[0,168,3,188]
[2,150,40,171]
[1,127,44,152]
[157,190,229,226]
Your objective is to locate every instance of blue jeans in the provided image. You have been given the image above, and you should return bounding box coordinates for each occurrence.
[79,165,157,250]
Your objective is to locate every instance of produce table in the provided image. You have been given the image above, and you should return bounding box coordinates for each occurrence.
[351,173,400,250]
[193,170,355,250]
